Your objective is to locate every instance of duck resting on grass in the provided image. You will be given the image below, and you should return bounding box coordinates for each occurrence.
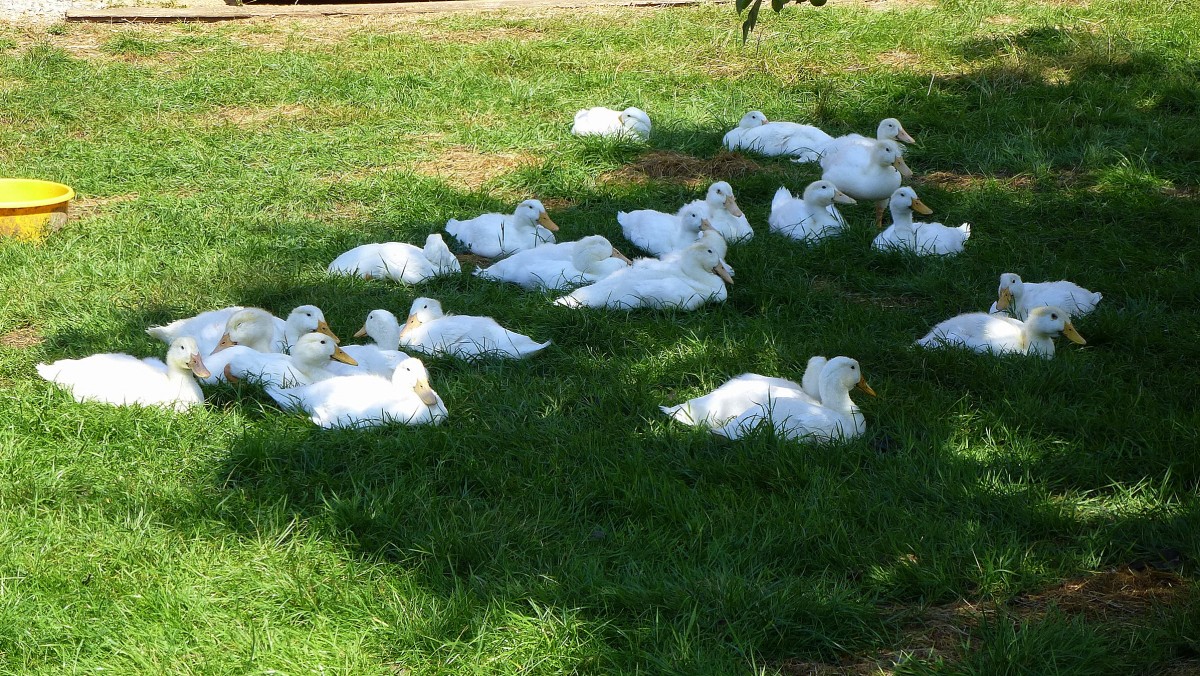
[619,202,710,257]
[445,199,559,258]
[681,181,753,243]
[553,237,733,311]
[871,187,971,256]
[768,180,856,243]
[722,111,830,160]
[473,235,632,291]
[327,309,411,378]
[917,305,1086,358]
[37,336,210,412]
[710,357,876,442]
[218,331,358,388]
[327,233,460,284]
[809,118,916,164]
[147,304,338,356]
[661,356,829,428]
[988,273,1102,320]
[571,106,651,140]
[398,297,551,360]
[267,356,447,429]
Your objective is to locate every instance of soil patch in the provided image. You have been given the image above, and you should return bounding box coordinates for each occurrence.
[600,150,766,189]
[1,325,44,348]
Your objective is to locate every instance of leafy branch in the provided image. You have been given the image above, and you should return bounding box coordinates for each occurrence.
[737,0,828,42]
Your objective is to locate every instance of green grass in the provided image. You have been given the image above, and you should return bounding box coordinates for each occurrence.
[2,1,1199,673]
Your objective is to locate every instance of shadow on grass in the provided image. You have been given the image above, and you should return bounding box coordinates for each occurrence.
[14,29,1200,669]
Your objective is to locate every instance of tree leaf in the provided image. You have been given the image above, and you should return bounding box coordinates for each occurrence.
[741,0,763,42]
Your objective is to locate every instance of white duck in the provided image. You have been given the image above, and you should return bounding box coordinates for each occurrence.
[445,199,559,258]
[222,332,358,387]
[814,118,916,162]
[711,357,876,442]
[267,357,447,429]
[660,356,829,428]
[398,297,551,360]
[36,337,211,412]
[721,111,770,150]
[682,181,753,243]
[196,308,285,386]
[554,239,734,311]
[328,233,461,284]
[722,111,832,160]
[917,305,1086,358]
[147,304,338,355]
[821,139,912,227]
[988,273,1103,320]
[768,180,857,243]
[571,106,651,140]
[872,187,970,255]
[619,203,709,257]
[328,309,411,377]
[474,235,632,290]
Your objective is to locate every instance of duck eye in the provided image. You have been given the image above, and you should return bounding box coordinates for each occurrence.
[1051,314,1058,320]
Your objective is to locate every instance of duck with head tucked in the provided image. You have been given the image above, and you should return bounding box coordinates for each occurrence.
[571,106,651,140]
[446,199,559,258]
[474,235,632,291]
[399,297,551,360]
[328,233,461,284]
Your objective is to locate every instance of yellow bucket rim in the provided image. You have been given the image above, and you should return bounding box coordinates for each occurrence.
[0,178,76,209]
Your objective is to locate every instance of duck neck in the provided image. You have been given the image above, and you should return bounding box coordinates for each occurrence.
[890,204,915,235]
[372,322,401,350]
[167,362,202,397]
[1022,325,1056,357]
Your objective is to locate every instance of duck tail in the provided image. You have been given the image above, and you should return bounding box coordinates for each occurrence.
[958,222,972,238]
[771,187,793,211]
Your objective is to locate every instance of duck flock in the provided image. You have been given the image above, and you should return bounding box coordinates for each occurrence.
[36,105,1103,439]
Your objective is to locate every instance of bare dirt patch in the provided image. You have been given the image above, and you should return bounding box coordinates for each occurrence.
[913,170,1039,191]
[774,569,1191,674]
[1,326,44,349]
[876,50,924,70]
[411,146,539,192]
[600,150,767,189]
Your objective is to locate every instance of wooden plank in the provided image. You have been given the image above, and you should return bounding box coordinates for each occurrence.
[67,0,705,23]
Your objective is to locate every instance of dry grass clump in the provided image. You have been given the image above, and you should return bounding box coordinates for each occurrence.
[601,150,766,188]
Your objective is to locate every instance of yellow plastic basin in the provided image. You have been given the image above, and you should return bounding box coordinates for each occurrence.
[0,178,75,241]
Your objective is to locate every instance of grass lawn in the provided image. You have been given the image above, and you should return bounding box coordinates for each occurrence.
[1,1,1199,672]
